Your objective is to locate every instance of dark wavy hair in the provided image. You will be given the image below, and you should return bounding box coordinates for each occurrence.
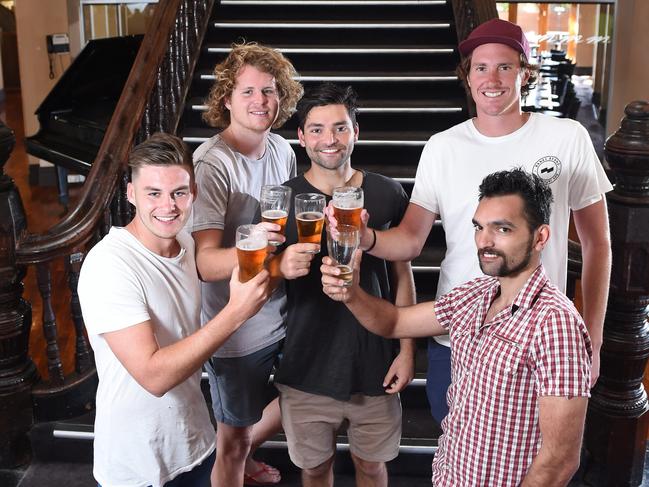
[478,168,553,231]
[296,83,359,131]
[203,42,303,129]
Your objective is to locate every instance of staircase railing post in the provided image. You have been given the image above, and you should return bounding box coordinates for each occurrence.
[584,100,649,486]
[0,121,39,467]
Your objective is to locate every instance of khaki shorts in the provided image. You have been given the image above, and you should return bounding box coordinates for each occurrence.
[276,384,402,469]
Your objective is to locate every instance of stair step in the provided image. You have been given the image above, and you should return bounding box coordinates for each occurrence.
[206,44,455,54]
[221,0,446,4]
[213,20,451,29]
[183,126,432,143]
[188,96,462,114]
[197,69,457,82]
[48,408,440,448]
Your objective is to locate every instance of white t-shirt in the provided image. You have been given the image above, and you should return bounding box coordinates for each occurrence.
[78,228,215,487]
[411,113,613,346]
[191,132,296,357]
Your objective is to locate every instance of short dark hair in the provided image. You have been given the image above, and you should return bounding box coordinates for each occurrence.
[128,132,194,183]
[296,83,359,131]
[478,168,553,230]
[456,52,539,97]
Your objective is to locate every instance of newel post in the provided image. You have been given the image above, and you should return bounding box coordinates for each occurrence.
[0,122,39,467]
[584,101,649,486]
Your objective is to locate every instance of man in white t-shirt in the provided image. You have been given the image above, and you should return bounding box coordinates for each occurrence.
[191,42,303,486]
[343,19,612,423]
[79,133,270,487]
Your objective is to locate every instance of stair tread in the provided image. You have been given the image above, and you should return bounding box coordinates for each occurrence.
[187,96,464,110]
[48,404,442,443]
[213,19,451,26]
[196,67,457,78]
[182,126,435,142]
[14,462,432,487]
[205,42,456,50]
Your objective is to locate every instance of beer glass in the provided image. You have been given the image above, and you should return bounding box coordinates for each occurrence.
[295,193,326,253]
[326,224,359,287]
[236,224,268,282]
[332,186,364,228]
[260,185,292,246]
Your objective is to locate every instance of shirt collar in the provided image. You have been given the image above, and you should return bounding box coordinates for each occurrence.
[512,265,549,311]
[475,265,549,333]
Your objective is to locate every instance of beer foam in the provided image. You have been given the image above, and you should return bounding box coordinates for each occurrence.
[262,209,288,219]
[236,238,267,251]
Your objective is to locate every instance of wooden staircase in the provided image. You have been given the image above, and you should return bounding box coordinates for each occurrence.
[0,0,506,485]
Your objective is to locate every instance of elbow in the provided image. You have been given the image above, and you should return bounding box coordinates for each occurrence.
[548,450,581,485]
[142,381,169,398]
[136,374,172,398]
[405,239,425,261]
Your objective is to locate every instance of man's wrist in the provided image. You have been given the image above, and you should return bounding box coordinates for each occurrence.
[365,229,377,252]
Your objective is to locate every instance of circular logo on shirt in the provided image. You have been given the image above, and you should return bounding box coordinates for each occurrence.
[532,156,561,184]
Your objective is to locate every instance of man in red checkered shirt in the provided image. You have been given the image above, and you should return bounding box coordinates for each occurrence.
[321,168,592,486]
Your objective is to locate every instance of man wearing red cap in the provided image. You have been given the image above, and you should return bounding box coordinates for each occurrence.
[349,18,612,424]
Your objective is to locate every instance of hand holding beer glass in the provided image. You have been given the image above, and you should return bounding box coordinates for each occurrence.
[236,224,268,282]
[326,224,359,287]
[260,185,291,246]
[332,186,363,228]
[295,193,326,253]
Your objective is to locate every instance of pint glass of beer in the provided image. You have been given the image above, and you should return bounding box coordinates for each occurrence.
[326,224,359,287]
[295,193,326,253]
[332,186,364,228]
[236,224,268,282]
[260,185,292,246]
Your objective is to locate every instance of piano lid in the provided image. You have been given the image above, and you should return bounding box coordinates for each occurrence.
[26,35,143,175]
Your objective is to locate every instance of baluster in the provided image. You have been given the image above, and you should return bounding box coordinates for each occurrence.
[68,251,93,373]
[36,262,65,386]
[0,122,39,467]
[584,101,649,486]
[117,172,131,226]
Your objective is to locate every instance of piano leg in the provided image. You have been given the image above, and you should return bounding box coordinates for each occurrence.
[56,165,69,211]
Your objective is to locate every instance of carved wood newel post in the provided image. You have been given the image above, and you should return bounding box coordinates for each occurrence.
[0,122,39,467]
[585,100,649,486]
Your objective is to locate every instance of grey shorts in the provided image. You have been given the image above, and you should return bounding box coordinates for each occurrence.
[205,341,281,427]
[276,384,402,469]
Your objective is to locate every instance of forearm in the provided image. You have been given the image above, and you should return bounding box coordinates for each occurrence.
[364,226,423,261]
[398,338,416,357]
[139,304,245,396]
[393,262,417,356]
[520,449,579,487]
[196,246,238,281]
[346,290,402,338]
[580,240,611,351]
[361,204,436,261]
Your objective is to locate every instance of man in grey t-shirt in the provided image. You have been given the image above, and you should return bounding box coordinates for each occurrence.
[191,42,303,486]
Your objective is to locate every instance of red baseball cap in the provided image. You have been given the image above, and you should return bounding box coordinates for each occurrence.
[459,18,530,60]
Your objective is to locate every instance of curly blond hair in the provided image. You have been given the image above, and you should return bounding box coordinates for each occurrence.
[203,42,303,129]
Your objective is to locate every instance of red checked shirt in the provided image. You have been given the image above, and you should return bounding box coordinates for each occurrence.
[431,265,591,486]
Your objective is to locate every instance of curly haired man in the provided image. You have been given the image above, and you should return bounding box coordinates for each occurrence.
[191,42,303,486]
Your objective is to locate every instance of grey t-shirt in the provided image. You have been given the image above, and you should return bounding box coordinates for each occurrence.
[192,132,296,357]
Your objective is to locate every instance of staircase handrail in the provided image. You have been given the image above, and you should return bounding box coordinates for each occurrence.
[15,0,214,265]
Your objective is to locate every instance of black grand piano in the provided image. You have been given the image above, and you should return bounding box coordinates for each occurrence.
[26,35,142,208]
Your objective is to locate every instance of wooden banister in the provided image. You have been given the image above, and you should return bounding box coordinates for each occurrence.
[14,0,173,264]
[0,0,215,466]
